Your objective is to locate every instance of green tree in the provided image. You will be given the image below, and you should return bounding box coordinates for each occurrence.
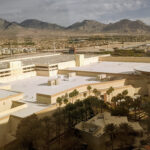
[117,123,136,149]
[106,87,114,102]
[99,100,107,113]
[16,115,54,150]
[124,96,133,111]
[63,98,68,105]
[111,96,118,107]
[56,97,63,149]
[122,90,128,97]
[93,88,101,98]
[93,88,98,97]
[142,99,150,116]
[69,89,79,103]
[131,96,142,120]
[111,105,129,116]
[73,89,79,98]
[83,92,87,98]
[116,93,124,103]
[87,85,92,96]
[69,92,74,103]
[56,97,63,107]
[104,123,117,150]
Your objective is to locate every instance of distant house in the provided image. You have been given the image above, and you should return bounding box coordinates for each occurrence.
[75,112,143,150]
[69,47,76,54]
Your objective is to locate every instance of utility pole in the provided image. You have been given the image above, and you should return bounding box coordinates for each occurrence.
[8,39,13,57]
[53,42,56,54]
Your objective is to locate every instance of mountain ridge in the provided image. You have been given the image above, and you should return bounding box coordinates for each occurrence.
[0,18,150,36]
[20,19,64,30]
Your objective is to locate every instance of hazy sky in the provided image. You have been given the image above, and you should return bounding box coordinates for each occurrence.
[0,0,150,26]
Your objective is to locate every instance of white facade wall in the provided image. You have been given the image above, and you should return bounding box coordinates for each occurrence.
[58,61,76,69]
[84,56,99,65]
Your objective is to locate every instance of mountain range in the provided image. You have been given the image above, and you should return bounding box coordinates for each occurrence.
[0,18,150,37]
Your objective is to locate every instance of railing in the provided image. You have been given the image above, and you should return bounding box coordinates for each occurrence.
[22,65,36,73]
[0,68,11,77]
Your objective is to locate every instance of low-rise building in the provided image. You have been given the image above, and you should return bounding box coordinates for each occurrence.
[75,112,143,150]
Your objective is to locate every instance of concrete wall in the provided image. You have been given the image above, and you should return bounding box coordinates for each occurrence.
[9,116,22,136]
[36,56,100,77]
[0,71,36,83]
[9,61,23,76]
[0,116,15,147]
[36,79,126,104]
[58,55,100,70]
[37,93,51,104]
[58,60,76,69]
[0,84,11,90]
[75,54,85,67]
[101,85,136,102]
[58,69,100,77]
[0,115,9,125]
[59,69,150,97]
[84,56,99,65]
[0,55,102,81]
[59,69,123,77]
[0,102,27,118]
[0,92,24,112]
[100,56,150,63]
[36,70,49,76]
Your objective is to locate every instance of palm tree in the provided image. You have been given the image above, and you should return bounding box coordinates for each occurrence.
[73,89,79,98]
[119,123,134,135]
[74,100,83,107]
[65,103,75,127]
[83,92,87,98]
[106,87,114,102]
[69,91,74,103]
[118,123,136,148]
[111,96,118,107]
[124,96,132,112]
[146,118,150,134]
[56,97,62,107]
[143,100,150,117]
[83,97,92,119]
[63,98,68,105]
[56,97,63,150]
[93,88,98,97]
[104,123,117,150]
[78,107,85,121]
[122,90,128,97]
[116,93,124,103]
[99,100,107,113]
[69,89,79,103]
[87,85,92,96]
[93,88,101,98]
[131,97,141,120]
[65,93,69,99]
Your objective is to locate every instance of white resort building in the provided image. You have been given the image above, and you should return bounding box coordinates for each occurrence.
[0,53,150,147]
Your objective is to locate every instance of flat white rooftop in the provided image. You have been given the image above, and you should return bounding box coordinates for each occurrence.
[9,75,99,118]
[12,102,51,118]
[0,89,19,99]
[67,61,150,74]
[135,66,150,73]
[10,76,99,102]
